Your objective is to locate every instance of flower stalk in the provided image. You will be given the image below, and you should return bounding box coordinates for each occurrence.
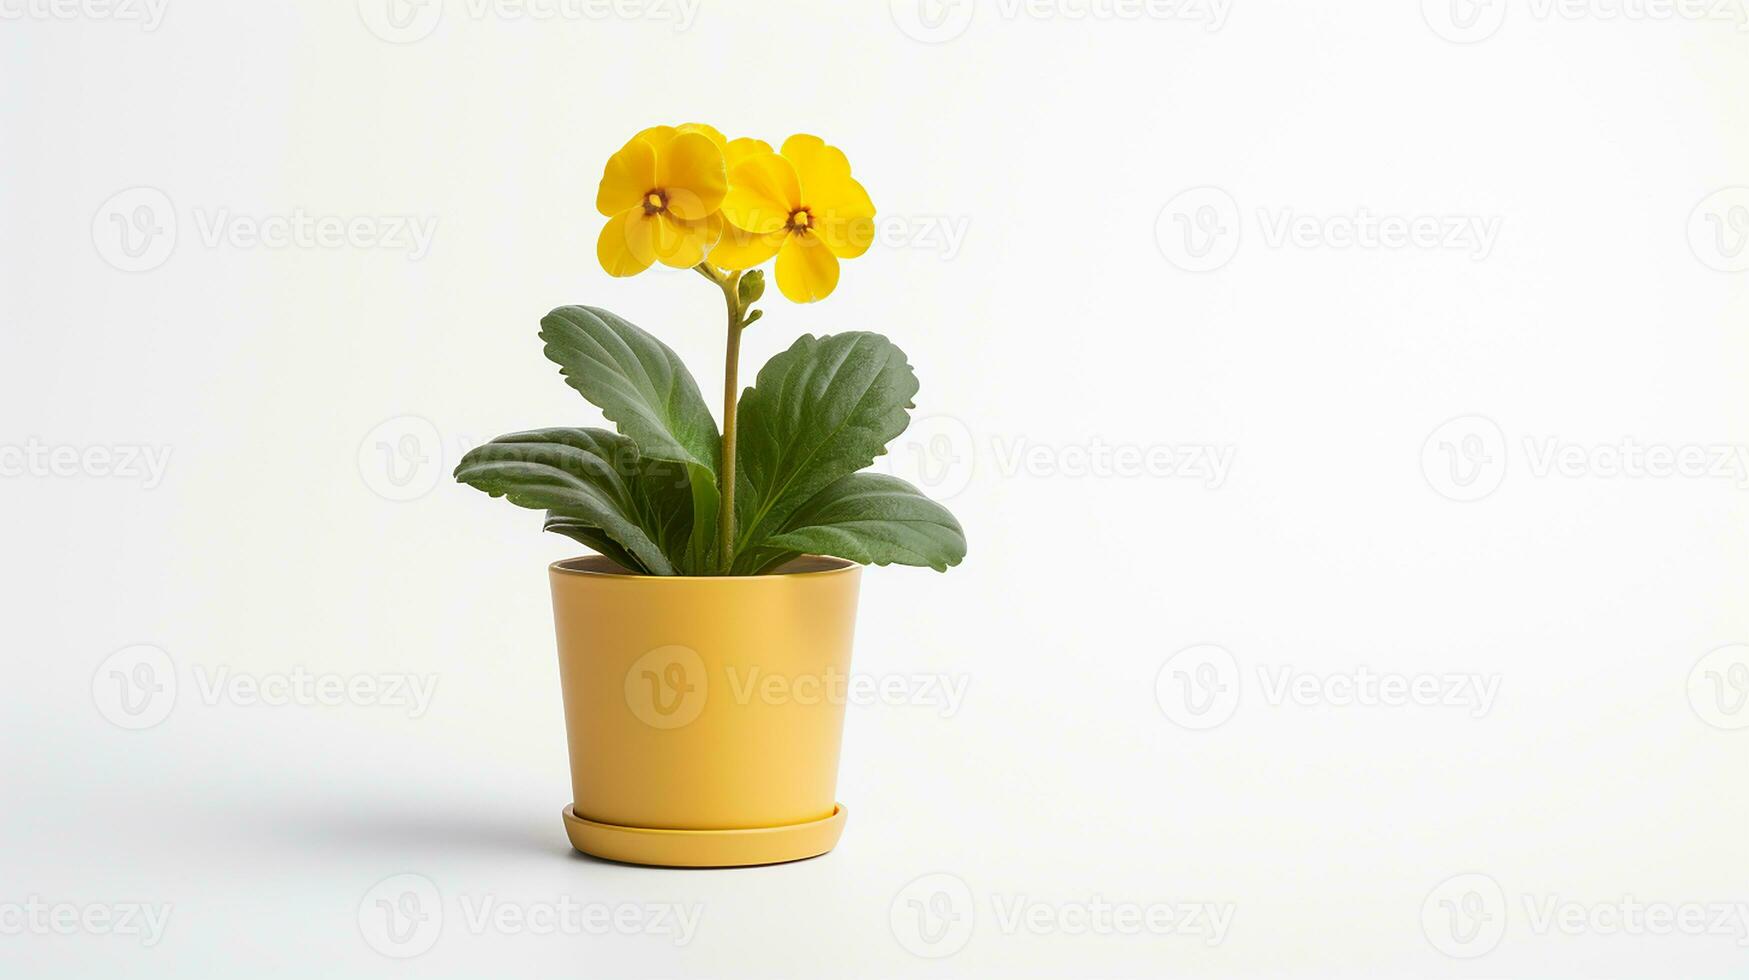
[697,262,756,572]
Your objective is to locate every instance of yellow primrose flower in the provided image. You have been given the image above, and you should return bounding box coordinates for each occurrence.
[595,123,729,277]
[710,134,876,303]
[664,123,773,174]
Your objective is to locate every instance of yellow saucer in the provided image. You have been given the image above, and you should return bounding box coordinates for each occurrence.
[563,804,847,868]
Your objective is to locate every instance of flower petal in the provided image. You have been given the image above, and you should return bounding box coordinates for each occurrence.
[656,131,727,220]
[722,152,800,234]
[781,134,855,198]
[634,125,677,148]
[725,137,772,169]
[813,178,876,258]
[775,232,840,303]
[596,136,657,217]
[651,212,719,268]
[597,209,655,277]
[777,134,874,256]
[710,224,786,270]
[676,122,727,152]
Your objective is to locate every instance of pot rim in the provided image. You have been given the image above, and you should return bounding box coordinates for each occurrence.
[550,554,859,582]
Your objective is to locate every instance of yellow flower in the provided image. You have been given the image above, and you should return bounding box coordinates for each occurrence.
[709,134,876,303]
[595,123,729,277]
[675,124,774,173]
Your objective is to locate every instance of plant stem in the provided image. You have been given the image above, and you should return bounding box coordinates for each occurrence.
[698,263,746,573]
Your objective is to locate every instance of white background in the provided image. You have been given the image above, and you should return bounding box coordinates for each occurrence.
[4,0,1748,976]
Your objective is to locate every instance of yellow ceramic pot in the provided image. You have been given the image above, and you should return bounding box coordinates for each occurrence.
[549,554,862,867]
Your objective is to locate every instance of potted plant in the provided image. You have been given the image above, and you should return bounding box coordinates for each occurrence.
[455,123,967,867]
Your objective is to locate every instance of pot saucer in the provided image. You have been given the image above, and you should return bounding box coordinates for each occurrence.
[563,804,847,868]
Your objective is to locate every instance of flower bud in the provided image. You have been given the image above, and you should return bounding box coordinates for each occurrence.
[738,269,765,306]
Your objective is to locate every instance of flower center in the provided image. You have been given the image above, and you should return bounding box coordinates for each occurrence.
[788,208,812,231]
[643,191,667,215]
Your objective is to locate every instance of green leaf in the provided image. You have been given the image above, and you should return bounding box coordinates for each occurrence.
[453,427,684,575]
[745,472,967,574]
[543,512,647,574]
[731,332,920,567]
[539,305,721,568]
